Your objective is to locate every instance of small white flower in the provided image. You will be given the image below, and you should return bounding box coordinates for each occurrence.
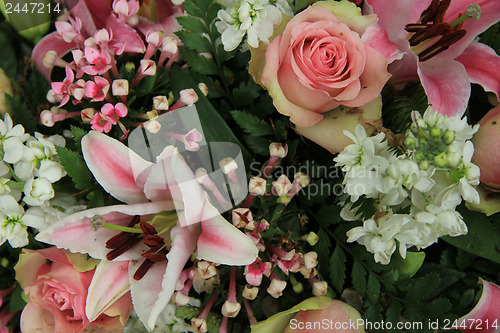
[0,195,29,247]
[23,177,55,206]
[0,113,29,164]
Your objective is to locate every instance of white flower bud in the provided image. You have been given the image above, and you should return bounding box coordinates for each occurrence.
[312,281,328,296]
[248,176,266,195]
[140,59,157,76]
[269,142,288,158]
[221,300,241,317]
[23,177,55,206]
[112,79,129,96]
[191,318,207,333]
[294,172,310,187]
[242,284,259,300]
[171,291,190,306]
[303,251,318,269]
[232,208,253,228]
[180,88,198,106]
[219,157,237,175]
[272,174,293,197]
[153,95,169,110]
[198,83,208,96]
[267,279,287,298]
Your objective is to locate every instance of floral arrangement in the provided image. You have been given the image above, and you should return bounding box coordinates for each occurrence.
[1,0,500,332]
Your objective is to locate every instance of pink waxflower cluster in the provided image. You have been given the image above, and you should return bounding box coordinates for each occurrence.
[34,0,183,136]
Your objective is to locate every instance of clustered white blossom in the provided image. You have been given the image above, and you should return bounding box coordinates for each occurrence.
[0,113,76,248]
[215,0,293,51]
[334,107,480,264]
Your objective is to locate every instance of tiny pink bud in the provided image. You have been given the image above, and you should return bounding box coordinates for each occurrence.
[191,318,207,333]
[153,95,169,110]
[94,29,110,44]
[162,36,178,54]
[46,89,62,104]
[232,208,253,228]
[269,142,288,158]
[267,279,287,298]
[219,157,238,175]
[198,83,209,96]
[272,175,293,197]
[242,284,259,300]
[43,51,59,68]
[145,119,161,133]
[222,300,241,317]
[146,30,162,46]
[312,281,328,296]
[180,88,199,106]
[140,59,157,76]
[171,291,190,306]
[294,172,310,187]
[81,108,97,122]
[112,79,129,96]
[40,110,55,127]
[248,177,266,195]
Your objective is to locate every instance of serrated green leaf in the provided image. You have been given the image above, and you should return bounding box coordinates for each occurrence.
[232,80,262,108]
[231,110,273,136]
[0,30,17,77]
[316,205,342,227]
[87,190,105,209]
[363,303,383,330]
[71,126,87,150]
[243,135,270,155]
[176,30,213,53]
[459,288,475,309]
[366,272,380,303]
[24,69,50,106]
[5,94,37,134]
[176,16,207,33]
[178,47,219,75]
[55,146,93,191]
[329,244,346,293]
[351,261,367,295]
[405,273,440,302]
[424,298,452,317]
[443,205,500,264]
[183,0,204,17]
[386,300,403,327]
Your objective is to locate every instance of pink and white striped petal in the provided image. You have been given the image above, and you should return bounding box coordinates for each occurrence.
[82,131,152,204]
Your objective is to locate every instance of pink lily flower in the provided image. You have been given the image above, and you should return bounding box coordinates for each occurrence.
[457,278,500,333]
[36,131,258,331]
[365,0,500,116]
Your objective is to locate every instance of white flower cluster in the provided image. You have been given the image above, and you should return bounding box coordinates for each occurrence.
[0,114,74,248]
[124,302,200,333]
[215,0,293,51]
[334,107,480,265]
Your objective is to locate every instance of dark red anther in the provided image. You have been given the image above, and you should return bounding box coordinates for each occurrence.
[106,234,142,260]
[133,259,155,280]
[140,220,158,235]
[143,234,165,249]
[105,215,141,249]
[420,0,440,23]
[435,0,452,23]
[418,30,466,61]
[408,22,450,46]
[142,252,167,262]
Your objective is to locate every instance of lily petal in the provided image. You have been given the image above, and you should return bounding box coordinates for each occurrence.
[36,201,173,260]
[418,58,470,116]
[31,32,76,79]
[130,225,199,331]
[86,260,130,322]
[456,42,500,101]
[106,14,146,54]
[457,278,500,333]
[82,131,153,204]
[197,214,258,266]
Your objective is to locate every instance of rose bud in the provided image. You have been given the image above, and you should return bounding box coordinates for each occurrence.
[456,278,500,333]
[0,68,13,114]
[285,299,365,332]
[472,105,500,189]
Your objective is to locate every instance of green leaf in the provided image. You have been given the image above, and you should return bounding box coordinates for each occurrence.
[178,47,219,75]
[24,69,50,106]
[351,261,367,296]
[294,0,317,13]
[424,298,452,317]
[366,272,381,303]
[55,146,93,191]
[232,80,262,108]
[5,94,37,134]
[329,244,346,293]
[176,16,207,33]
[87,190,105,209]
[231,110,273,137]
[0,29,17,77]
[9,286,27,312]
[404,273,440,302]
[134,75,156,97]
[243,135,270,155]
[71,126,87,150]
[443,205,500,264]
[386,300,403,327]
[389,251,425,279]
[316,205,342,227]
[175,30,213,53]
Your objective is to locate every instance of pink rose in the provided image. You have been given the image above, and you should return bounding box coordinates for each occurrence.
[15,247,132,333]
[260,0,391,127]
[472,105,500,189]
